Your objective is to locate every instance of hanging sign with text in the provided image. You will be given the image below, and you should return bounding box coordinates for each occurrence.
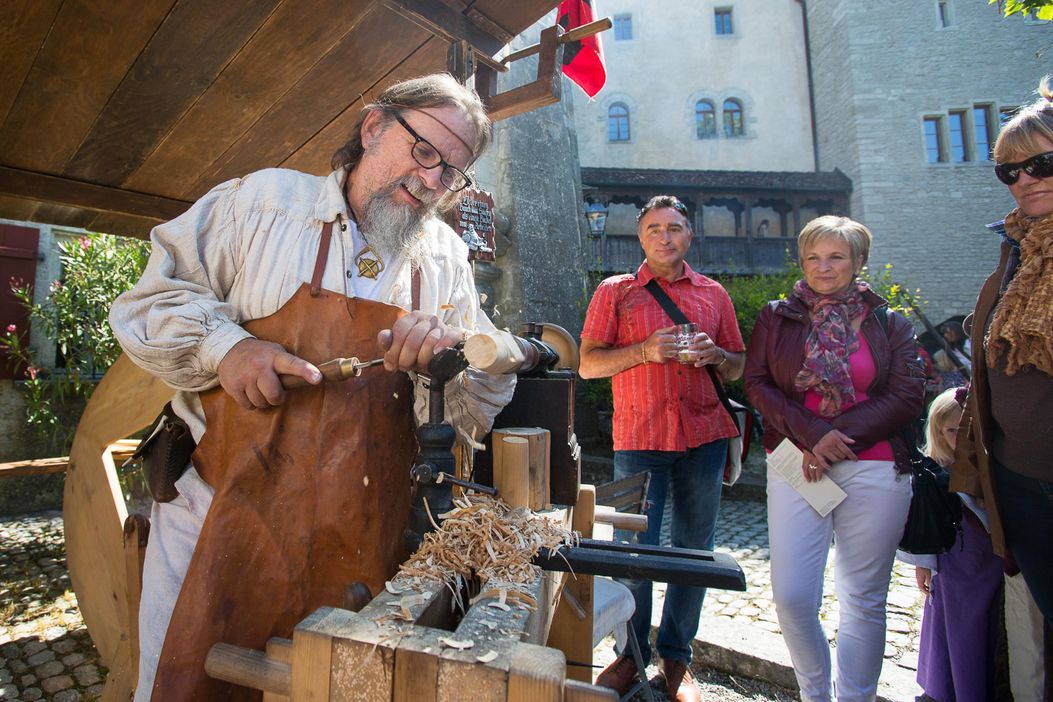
[446,188,496,262]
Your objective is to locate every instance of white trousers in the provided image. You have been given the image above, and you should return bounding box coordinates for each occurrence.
[134,468,213,702]
[767,460,911,702]
[1005,572,1046,702]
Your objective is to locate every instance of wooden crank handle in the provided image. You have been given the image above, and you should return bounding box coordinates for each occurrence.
[279,357,363,389]
[594,511,648,532]
[205,642,291,696]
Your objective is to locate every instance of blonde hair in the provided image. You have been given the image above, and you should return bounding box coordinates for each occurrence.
[993,75,1053,163]
[924,388,964,468]
[798,215,871,273]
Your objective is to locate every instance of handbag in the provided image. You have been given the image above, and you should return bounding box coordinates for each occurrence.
[641,278,752,486]
[869,308,961,553]
[125,402,197,503]
[897,435,963,555]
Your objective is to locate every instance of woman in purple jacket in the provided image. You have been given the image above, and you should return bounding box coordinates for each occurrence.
[745,216,925,702]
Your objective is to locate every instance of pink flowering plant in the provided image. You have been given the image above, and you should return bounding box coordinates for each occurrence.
[0,232,149,452]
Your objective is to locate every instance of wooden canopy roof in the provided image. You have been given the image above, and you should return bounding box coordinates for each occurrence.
[0,0,561,240]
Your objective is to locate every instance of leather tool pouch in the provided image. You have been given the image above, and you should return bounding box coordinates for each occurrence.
[128,402,196,503]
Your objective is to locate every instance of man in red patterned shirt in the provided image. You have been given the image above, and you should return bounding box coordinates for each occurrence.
[580,195,745,702]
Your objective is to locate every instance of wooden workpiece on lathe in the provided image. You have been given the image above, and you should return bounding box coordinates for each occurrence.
[464,330,533,374]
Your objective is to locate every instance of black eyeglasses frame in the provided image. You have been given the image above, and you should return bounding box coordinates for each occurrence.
[994,150,1053,186]
[392,113,473,193]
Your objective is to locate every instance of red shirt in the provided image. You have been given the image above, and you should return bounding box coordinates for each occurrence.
[582,262,746,451]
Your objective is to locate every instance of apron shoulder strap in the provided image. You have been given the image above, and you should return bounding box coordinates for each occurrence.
[411,267,421,312]
[310,221,335,297]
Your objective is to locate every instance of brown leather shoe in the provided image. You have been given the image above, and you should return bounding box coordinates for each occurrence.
[661,658,701,702]
[595,655,640,696]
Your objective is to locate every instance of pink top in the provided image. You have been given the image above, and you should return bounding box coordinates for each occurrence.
[804,334,895,461]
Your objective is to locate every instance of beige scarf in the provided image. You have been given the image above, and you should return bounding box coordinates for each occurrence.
[986,207,1053,376]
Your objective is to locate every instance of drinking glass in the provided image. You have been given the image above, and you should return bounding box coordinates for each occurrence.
[674,323,700,363]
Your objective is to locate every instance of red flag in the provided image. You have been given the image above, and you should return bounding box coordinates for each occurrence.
[557,0,606,98]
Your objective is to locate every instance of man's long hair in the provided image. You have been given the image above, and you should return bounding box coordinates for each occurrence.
[331,73,492,172]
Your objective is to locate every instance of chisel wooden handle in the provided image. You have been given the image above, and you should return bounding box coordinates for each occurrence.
[279,357,364,389]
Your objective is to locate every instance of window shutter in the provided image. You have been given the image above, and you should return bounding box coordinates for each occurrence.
[0,224,40,380]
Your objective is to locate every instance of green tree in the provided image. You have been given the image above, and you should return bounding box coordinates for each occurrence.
[1,232,150,454]
[990,0,1053,19]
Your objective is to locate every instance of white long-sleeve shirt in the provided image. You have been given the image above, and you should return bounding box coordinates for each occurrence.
[110,166,514,443]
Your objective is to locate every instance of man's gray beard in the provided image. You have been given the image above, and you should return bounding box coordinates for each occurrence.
[359,177,436,266]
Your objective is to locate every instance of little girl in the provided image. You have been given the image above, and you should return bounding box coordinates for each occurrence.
[909,387,1004,702]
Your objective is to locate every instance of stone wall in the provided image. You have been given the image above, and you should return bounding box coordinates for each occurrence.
[806,0,1048,321]
[473,23,591,338]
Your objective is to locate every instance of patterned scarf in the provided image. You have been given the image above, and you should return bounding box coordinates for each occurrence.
[986,208,1053,376]
[793,279,871,417]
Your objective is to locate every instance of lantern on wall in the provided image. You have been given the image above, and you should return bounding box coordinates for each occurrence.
[585,201,608,238]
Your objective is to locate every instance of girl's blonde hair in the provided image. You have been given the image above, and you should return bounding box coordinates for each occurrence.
[924,388,964,467]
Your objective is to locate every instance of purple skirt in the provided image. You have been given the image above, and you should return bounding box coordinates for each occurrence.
[916,511,1003,702]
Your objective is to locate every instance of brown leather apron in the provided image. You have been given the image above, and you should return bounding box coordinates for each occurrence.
[151,222,415,700]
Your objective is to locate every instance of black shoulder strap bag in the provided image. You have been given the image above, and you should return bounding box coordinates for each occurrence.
[873,307,963,554]
[642,278,740,428]
[641,279,754,486]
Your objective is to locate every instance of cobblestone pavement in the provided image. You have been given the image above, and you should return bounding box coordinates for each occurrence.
[591,497,925,700]
[0,512,103,701]
[1,497,924,701]
[704,499,924,676]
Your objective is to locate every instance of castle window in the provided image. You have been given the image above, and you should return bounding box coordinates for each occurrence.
[696,100,717,138]
[608,103,630,142]
[723,99,744,137]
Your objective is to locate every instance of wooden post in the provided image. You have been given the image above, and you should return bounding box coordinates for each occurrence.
[493,435,530,509]
[546,485,596,682]
[493,428,550,510]
[121,513,150,692]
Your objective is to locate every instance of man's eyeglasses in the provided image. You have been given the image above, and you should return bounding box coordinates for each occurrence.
[994,150,1053,185]
[393,113,473,192]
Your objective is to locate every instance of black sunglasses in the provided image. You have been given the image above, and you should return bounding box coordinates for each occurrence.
[994,150,1053,185]
[393,113,473,192]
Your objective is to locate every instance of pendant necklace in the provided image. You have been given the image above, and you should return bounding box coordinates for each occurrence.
[354,243,384,280]
[344,191,384,280]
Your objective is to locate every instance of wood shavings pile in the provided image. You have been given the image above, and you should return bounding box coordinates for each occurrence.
[398,493,577,599]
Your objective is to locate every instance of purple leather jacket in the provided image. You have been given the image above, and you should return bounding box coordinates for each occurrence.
[744,289,925,473]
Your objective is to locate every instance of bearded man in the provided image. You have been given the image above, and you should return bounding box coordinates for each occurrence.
[109,73,514,700]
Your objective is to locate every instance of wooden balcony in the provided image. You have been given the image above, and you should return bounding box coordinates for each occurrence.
[587,235,798,276]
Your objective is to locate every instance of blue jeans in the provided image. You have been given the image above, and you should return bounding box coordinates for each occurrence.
[994,462,1053,625]
[613,439,727,665]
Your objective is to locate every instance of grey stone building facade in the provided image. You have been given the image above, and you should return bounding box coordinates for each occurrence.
[572,0,1049,320]
[805,0,1050,319]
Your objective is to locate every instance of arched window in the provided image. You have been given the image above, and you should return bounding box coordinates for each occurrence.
[608,103,630,142]
[723,98,744,137]
[695,99,716,138]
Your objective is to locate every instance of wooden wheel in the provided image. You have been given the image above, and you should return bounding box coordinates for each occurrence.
[63,354,173,700]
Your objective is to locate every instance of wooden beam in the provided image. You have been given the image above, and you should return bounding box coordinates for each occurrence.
[482,25,563,122]
[0,166,191,221]
[0,457,68,479]
[0,440,141,479]
[382,0,506,56]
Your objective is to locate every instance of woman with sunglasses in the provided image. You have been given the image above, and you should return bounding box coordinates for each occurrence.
[952,75,1053,626]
